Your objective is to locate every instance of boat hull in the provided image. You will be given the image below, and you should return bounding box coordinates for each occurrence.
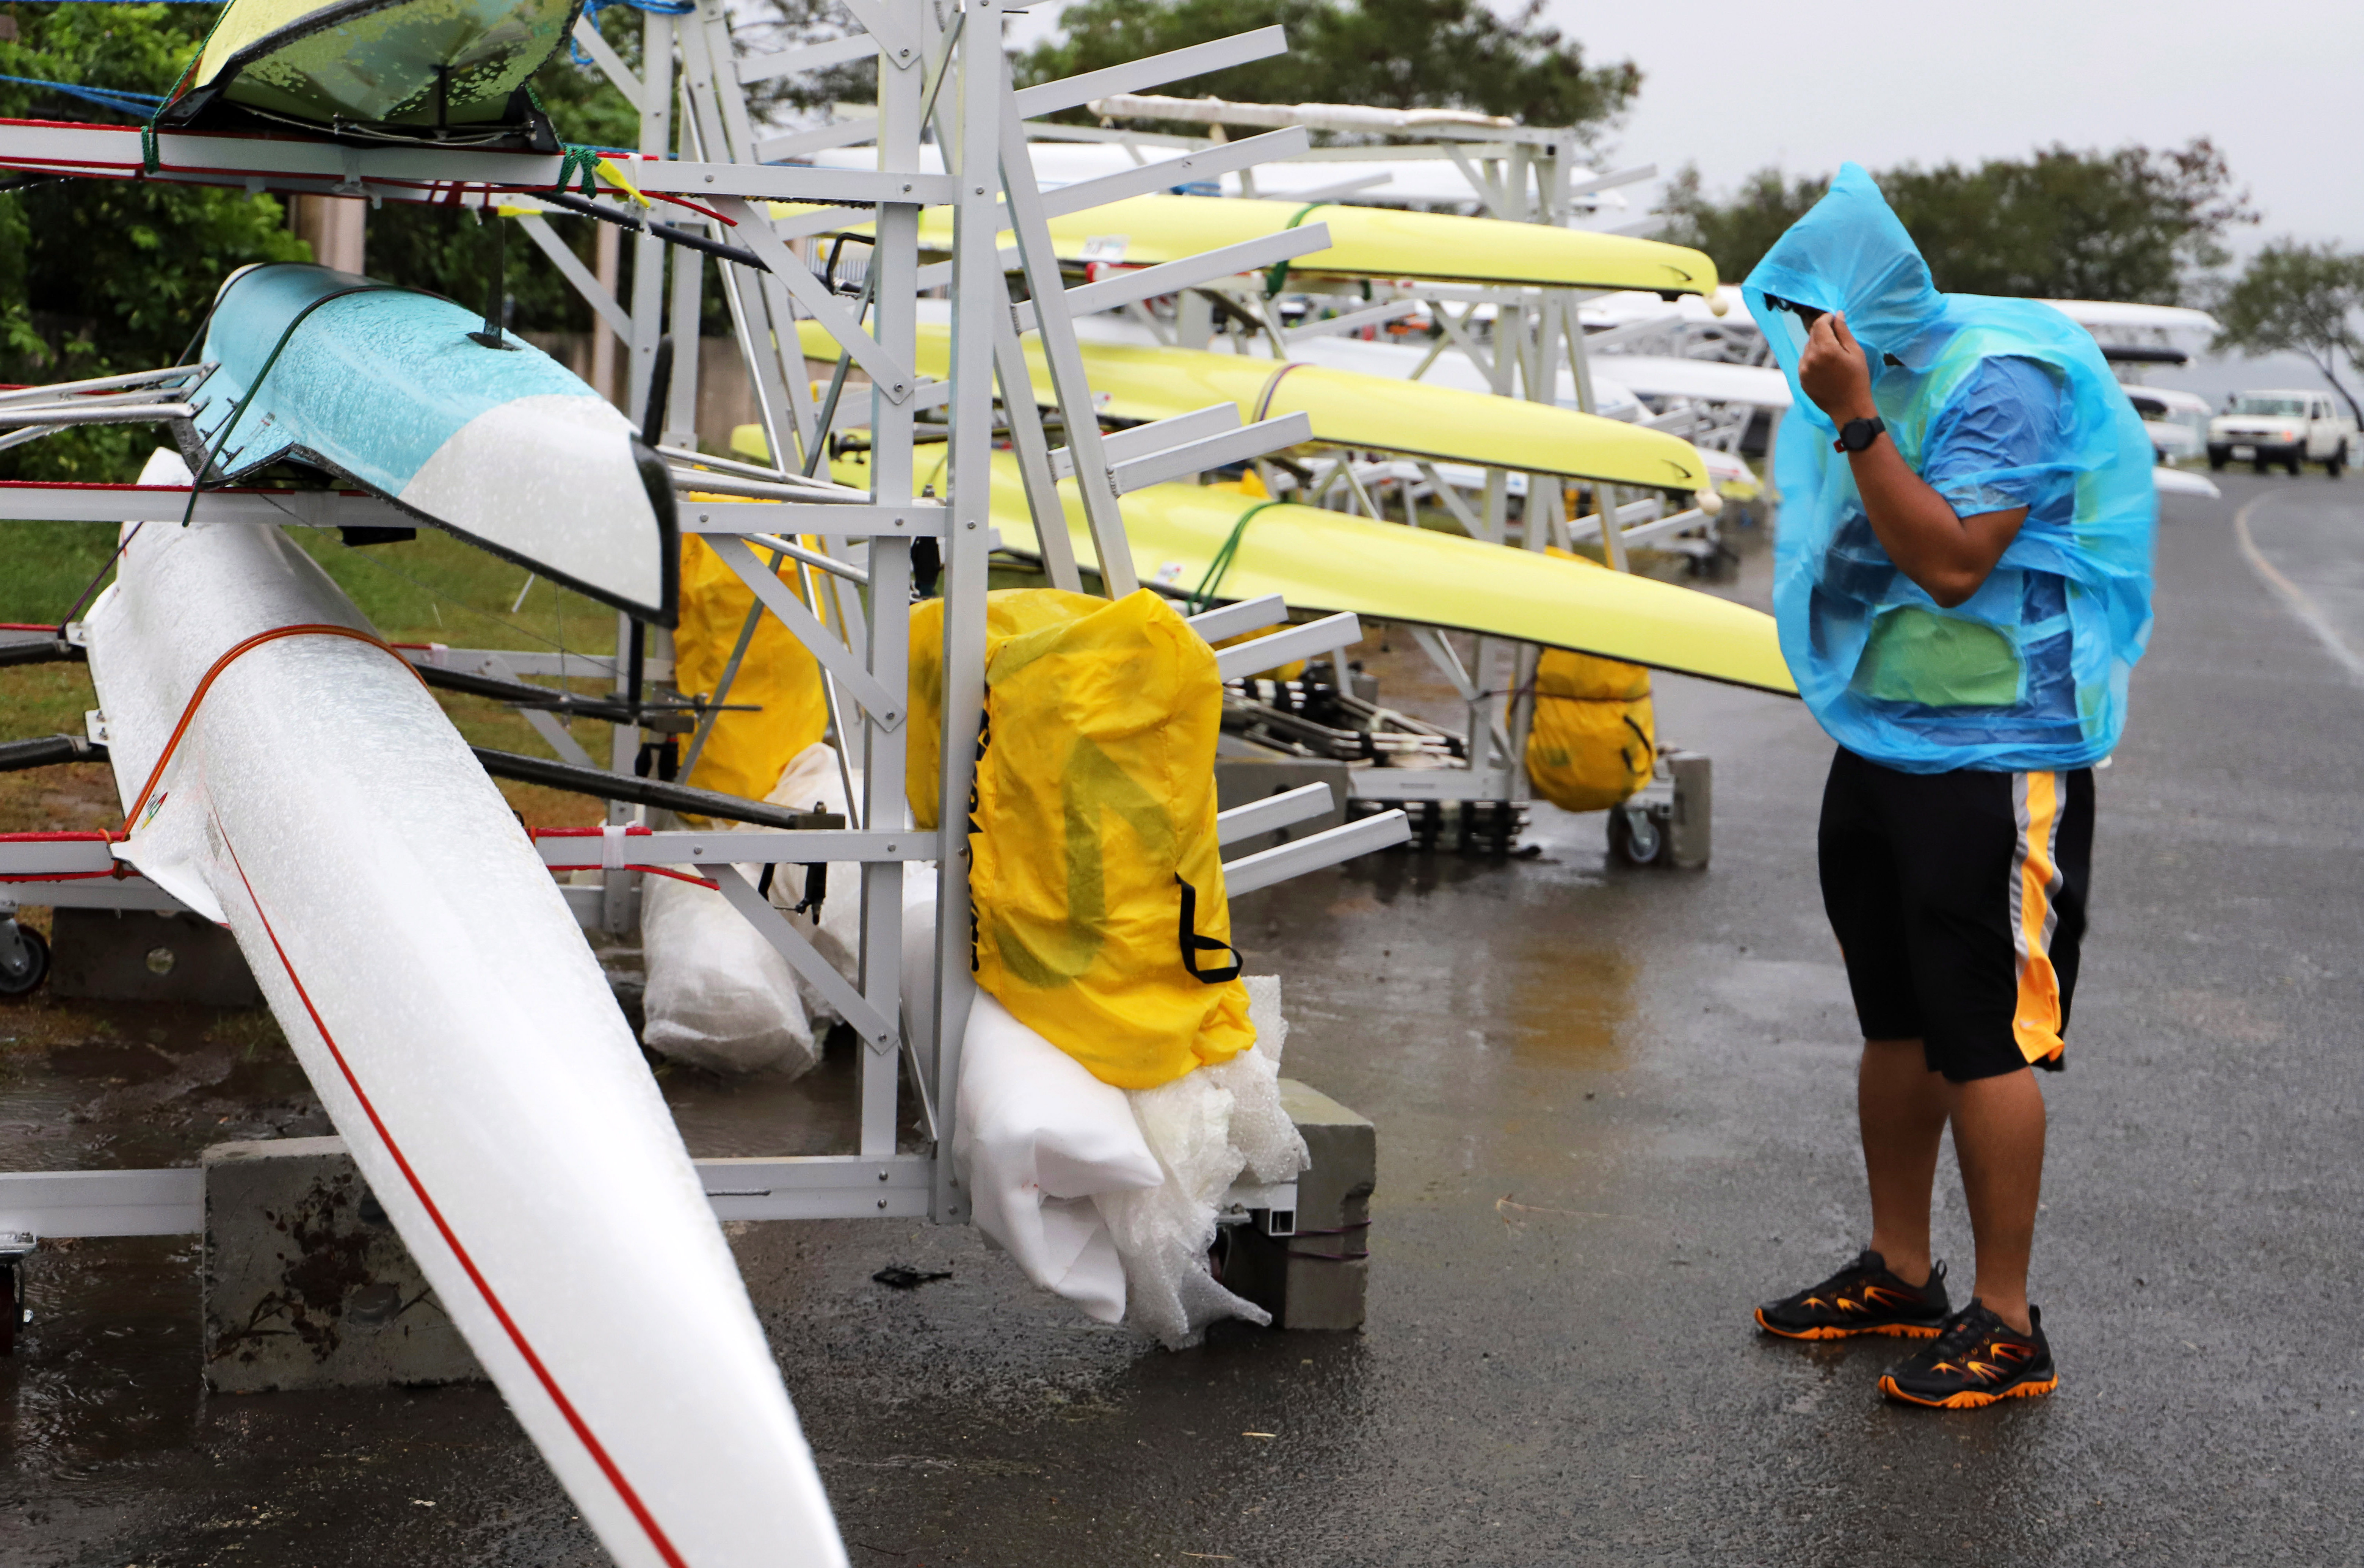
[190,0,580,129]
[817,448,1793,695]
[86,452,844,1568]
[195,263,674,624]
[792,317,1712,492]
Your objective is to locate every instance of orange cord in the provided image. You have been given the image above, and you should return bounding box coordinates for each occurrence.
[118,623,427,839]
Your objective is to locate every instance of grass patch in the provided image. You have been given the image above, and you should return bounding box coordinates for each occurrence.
[1,523,636,833]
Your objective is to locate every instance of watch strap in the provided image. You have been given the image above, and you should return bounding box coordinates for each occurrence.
[1834,416,1886,453]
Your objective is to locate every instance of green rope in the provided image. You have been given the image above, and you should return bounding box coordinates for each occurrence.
[141,3,232,174]
[1262,202,1331,299]
[553,143,604,199]
[1185,500,1283,614]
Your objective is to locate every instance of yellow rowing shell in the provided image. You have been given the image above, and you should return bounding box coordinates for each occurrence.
[790,320,1710,492]
[794,447,1792,695]
[786,192,1718,295]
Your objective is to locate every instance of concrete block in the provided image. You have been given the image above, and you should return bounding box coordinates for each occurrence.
[201,1137,482,1393]
[52,907,262,1007]
[1224,1078,1374,1331]
[1215,757,1352,858]
[1666,751,1712,870]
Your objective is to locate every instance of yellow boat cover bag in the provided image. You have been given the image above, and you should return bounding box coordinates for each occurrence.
[905,588,1108,828]
[913,588,1254,1089]
[1525,551,1655,812]
[672,531,828,803]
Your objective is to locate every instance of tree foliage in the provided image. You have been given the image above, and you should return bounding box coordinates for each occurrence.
[0,4,310,479]
[1016,0,1640,136]
[2212,240,2364,423]
[1657,140,2254,306]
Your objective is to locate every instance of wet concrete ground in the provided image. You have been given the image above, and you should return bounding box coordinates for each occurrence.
[5,473,2362,1564]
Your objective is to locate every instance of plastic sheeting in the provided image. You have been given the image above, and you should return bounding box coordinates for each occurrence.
[1098,975,1307,1348]
[1744,164,2156,773]
[640,871,820,1076]
[672,533,830,805]
[967,590,1254,1091]
[637,742,861,1074]
[950,990,1162,1324]
[1524,549,1656,814]
[914,870,1305,1346]
[85,452,844,1568]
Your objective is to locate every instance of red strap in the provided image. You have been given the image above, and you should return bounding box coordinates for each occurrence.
[119,624,427,839]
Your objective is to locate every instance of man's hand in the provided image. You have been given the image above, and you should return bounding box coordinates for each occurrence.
[1799,310,1876,425]
[1797,309,2028,608]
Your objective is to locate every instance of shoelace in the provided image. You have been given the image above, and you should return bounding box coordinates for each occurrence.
[1928,1309,2031,1371]
[1801,1254,1892,1302]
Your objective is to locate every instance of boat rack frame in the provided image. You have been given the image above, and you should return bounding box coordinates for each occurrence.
[1068,105,1732,826]
[0,2,1411,1242]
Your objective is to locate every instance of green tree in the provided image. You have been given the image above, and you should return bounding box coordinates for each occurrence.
[2212,240,2364,424]
[1657,140,2253,305]
[0,3,310,481]
[1652,166,1826,284]
[0,2,721,480]
[1016,0,1640,136]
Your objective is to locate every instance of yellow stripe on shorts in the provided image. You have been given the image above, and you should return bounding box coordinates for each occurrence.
[2008,771,2067,1065]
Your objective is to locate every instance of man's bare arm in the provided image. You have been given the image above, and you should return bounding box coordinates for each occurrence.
[1798,310,2026,610]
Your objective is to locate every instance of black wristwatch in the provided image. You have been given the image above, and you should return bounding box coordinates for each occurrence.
[1833,416,1886,453]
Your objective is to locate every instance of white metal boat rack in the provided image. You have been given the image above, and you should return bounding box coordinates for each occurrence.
[1071,104,1726,828]
[0,3,1412,1240]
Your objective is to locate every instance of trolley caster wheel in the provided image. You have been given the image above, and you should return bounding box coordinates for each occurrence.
[0,922,47,997]
[1608,802,1662,866]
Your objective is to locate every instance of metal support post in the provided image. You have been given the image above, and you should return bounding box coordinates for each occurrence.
[931,0,1006,1223]
[626,11,677,423]
[855,8,925,1162]
[996,61,1135,598]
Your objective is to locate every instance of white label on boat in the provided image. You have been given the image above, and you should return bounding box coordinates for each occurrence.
[1080,235,1129,262]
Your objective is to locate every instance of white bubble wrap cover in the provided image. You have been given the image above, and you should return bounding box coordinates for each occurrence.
[636,743,861,1076]
[909,864,1307,1348]
[83,452,845,1568]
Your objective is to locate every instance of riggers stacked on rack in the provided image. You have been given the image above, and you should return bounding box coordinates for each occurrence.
[0,6,1414,1562]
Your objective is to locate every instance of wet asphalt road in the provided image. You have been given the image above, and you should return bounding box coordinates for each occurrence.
[4,472,2362,1565]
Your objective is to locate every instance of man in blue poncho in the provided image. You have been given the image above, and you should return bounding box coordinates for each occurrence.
[1740,166,2155,1408]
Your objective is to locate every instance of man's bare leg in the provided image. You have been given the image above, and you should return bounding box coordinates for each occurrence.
[1950,1066,2046,1333]
[1859,1038,1954,1287]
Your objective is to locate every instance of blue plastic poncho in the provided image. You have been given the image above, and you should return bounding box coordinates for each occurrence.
[1744,165,2156,773]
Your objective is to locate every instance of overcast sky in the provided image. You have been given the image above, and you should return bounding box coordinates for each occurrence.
[1011,0,2364,249]
[1004,0,2359,402]
[1554,0,2364,253]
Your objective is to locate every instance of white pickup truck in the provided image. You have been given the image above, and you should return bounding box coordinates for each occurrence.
[2208,390,2355,477]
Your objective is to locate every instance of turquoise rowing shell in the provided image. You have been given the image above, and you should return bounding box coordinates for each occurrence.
[196,263,675,623]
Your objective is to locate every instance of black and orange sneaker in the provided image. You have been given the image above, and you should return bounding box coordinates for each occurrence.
[1754,1250,1951,1341]
[1878,1300,2057,1409]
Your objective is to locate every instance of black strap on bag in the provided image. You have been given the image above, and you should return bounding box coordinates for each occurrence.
[1174,874,1245,983]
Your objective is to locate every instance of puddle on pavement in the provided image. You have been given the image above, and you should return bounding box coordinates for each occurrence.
[0,944,909,1507]
[1504,942,1634,1066]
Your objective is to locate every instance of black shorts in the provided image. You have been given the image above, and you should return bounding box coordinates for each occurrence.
[1818,748,2092,1083]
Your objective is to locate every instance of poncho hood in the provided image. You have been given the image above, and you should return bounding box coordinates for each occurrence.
[1737,163,2159,773]
[1744,163,1950,390]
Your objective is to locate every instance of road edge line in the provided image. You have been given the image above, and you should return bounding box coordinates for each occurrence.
[2231,492,2364,687]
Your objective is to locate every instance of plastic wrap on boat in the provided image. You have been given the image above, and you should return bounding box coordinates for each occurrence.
[85,449,845,1568]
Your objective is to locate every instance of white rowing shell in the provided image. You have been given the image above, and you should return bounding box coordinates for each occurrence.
[85,450,846,1568]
